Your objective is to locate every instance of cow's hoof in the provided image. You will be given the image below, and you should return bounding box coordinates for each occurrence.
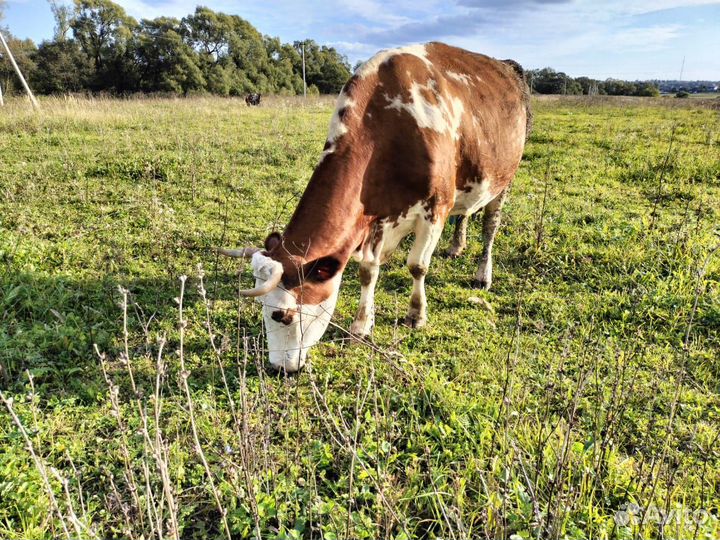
[403,314,427,329]
[445,247,464,259]
[350,331,371,342]
[350,321,373,340]
[472,279,491,290]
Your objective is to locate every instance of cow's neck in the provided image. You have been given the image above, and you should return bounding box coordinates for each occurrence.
[280,152,370,268]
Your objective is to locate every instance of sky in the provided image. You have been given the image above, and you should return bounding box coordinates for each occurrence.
[3,0,719,80]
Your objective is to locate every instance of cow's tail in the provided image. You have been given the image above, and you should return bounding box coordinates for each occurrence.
[502,59,533,140]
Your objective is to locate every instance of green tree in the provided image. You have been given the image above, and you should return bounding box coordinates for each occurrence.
[135,17,204,94]
[182,7,244,94]
[292,40,350,94]
[634,82,660,97]
[181,7,305,95]
[31,39,92,93]
[70,0,138,91]
[264,37,303,94]
[528,68,565,94]
[575,76,601,95]
[6,3,351,96]
[49,0,72,41]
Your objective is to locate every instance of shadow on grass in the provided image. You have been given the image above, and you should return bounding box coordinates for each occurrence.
[0,265,258,399]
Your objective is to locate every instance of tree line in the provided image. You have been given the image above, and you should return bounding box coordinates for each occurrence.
[527,67,661,97]
[0,0,352,96]
[1,2,692,99]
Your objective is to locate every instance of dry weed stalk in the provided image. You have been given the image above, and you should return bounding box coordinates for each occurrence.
[648,124,678,232]
[638,241,719,531]
[0,389,73,539]
[177,274,232,540]
[96,284,181,540]
[198,265,263,537]
[305,360,412,539]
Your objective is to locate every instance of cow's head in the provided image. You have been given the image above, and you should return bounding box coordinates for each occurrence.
[220,233,342,372]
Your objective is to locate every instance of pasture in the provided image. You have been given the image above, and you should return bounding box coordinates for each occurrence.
[1,95,719,539]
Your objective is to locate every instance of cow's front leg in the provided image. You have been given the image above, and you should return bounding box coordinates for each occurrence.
[474,188,508,290]
[405,217,445,329]
[350,260,380,337]
[446,215,468,258]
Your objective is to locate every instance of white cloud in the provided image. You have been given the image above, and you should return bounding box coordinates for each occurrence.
[609,24,683,51]
[337,0,411,25]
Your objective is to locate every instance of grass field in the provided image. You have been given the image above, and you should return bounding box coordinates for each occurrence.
[1,94,719,539]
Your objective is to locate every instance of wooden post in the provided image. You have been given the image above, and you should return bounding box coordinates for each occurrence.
[302,41,307,98]
[0,30,40,109]
[0,83,4,107]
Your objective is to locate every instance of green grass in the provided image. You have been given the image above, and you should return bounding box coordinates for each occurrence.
[1,94,719,539]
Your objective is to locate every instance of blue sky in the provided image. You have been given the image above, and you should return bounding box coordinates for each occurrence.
[4,0,719,80]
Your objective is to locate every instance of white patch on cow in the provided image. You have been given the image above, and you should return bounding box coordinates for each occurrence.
[359,202,427,264]
[249,252,341,372]
[451,180,494,216]
[356,44,432,79]
[326,91,355,144]
[319,143,336,164]
[446,71,472,85]
[319,90,356,164]
[383,80,465,140]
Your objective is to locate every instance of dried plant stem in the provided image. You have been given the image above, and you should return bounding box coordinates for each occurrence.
[108,473,134,537]
[639,242,720,530]
[534,164,551,250]
[152,336,180,540]
[199,265,262,536]
[49,466,99,539]
[177,275,232,540]
[0,390,72,540]
[97,346,145,540]
[306,364,411,539]
[648,124,677,232]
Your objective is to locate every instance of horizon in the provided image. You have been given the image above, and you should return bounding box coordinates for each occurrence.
[4,0,720,81]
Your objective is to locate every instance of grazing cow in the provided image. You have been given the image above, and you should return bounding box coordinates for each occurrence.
[245,93,261,106]
[220,42,531,371]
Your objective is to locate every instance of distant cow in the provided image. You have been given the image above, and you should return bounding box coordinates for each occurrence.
[245,93,261,106]
[220,42,531,371]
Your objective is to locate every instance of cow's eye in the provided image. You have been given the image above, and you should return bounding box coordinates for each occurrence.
[271,310,284,323]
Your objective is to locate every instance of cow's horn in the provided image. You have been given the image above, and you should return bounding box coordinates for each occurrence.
[239,263,283,297]
[216,247,260,258]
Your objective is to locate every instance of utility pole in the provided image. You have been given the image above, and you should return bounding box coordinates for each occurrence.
[0,30,39,109]
[679,55,685,81]
[302,41,307,98]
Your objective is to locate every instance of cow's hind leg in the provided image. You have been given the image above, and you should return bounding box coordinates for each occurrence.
[446,215,468,258]
[473,188,508,290]
[405,216,445,329]
[350,260,380,337]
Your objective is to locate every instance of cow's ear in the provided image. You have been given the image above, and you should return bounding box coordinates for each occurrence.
[264,232,282,252]
[304,256,341,283]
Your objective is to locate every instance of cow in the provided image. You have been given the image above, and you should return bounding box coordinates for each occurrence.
[245,93,261,106]
[219,42,531,372]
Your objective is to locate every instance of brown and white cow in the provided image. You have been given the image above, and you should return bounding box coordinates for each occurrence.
[220,42,531,371]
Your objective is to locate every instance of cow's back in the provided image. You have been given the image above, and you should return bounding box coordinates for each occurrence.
[333,42,530,222]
